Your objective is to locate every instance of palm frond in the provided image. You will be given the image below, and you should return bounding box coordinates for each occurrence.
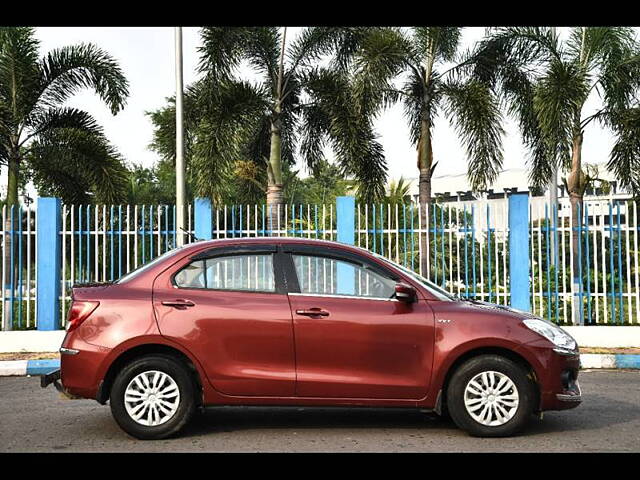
[198,27,280,84]
[607,107,640,196]
[302,67,388,202]
[28,127,128,204]
[412,27,462,63]
[0,27,41,128]
[22,107,102,145]
[533,60,588,157]
[441,80,504,191]
[37,43,129,114]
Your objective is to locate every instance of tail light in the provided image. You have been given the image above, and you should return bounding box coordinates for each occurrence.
[66,301,99,332]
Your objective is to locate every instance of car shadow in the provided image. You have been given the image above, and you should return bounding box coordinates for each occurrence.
[179,406,460,438]
[523,393,640,436]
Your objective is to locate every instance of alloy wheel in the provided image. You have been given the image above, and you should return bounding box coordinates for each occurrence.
[463,370,519,426]
[124,370,181,426]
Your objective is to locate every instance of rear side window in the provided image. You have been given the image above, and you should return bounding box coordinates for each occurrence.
[117,246,190,284]
[174,254,275,292]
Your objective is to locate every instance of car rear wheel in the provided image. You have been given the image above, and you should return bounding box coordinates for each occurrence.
[110,354,195,439]
[446,354,535,437]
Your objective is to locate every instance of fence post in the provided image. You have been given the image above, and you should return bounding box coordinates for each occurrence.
[36,198,61,330]
[336,196,355,245]
[508,192,531,312]
[336,196,356,294]
[194,198,212,241]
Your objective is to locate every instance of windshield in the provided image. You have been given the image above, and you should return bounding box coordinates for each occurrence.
[368,250,456,301]
[116,244,191,284]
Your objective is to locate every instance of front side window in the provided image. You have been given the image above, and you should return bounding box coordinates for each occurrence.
[371,251,455,301]
[292,254,396,299]
[174,254,275,292]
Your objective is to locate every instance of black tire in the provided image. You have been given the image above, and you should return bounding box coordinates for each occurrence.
[110,354,196,440]
[446,354,535,437]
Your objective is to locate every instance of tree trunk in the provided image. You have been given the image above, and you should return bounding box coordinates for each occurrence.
[3,155,19,331]
[266,117,284,234]
[266,27,287,236]
[567,131,584,325]
[417,117,433,278]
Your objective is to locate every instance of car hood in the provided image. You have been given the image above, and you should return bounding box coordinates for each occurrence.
[459,299,539,320]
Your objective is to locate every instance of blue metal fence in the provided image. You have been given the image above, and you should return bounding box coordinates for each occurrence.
[2,194,638,331]
[529,196,639,325]
[0,205,36,330]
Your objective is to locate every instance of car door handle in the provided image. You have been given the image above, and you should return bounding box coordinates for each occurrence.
[161,299,195,308]
[296,308,330,317]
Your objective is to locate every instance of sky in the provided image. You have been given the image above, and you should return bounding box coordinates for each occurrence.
[9,26,630,197]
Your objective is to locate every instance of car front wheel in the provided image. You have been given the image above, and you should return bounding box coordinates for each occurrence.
[446,354,536,437]
[110,354,196,440]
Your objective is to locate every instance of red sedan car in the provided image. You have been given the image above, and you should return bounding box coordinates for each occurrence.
[43,237,581,439]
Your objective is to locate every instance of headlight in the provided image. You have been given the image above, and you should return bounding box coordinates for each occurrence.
[522,319,577,352]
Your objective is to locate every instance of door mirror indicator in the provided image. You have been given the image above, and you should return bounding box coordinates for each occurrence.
[394,283,416,303]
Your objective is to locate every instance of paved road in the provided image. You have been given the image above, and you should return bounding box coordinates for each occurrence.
[1,370,638,452]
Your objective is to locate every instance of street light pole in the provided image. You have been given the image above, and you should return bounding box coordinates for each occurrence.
[175,26,186,247]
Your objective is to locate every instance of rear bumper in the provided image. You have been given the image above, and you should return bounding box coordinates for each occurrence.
[40,369,82,399]
[59,335,112,400]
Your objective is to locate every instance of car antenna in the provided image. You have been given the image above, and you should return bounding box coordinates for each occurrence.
[180,227,202,242]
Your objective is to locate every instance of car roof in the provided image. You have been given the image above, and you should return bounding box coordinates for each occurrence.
[187,236,346,247]
[179,236,371,257]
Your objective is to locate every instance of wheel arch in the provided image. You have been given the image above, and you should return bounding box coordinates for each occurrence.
[436,346,541,414]
[96,342,204,406]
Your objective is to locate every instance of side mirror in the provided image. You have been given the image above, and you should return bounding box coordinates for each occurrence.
[394,282,416,303]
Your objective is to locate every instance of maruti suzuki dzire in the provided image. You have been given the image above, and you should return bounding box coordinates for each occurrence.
[42,237,581,439]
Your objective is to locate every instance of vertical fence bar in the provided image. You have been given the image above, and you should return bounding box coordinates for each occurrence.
[616,202,623,324]
[17,205,23,327]
[577,202,584,325]
[624,201,632,323]
[487,203,492,303]
[553,203,559,324]
[26,205,32,327]
[561,201,568,323]
[584,203,592,324]
[609,202,615,323]
[9,206,16,328]
[471,205,476,299]
[634,202,640,324]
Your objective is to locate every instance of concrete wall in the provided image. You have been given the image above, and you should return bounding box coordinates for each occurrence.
[0,326,638,353]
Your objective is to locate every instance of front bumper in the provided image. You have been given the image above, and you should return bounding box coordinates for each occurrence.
[516,342,582,411]
[543,351,582,410]
[556,380,582,403]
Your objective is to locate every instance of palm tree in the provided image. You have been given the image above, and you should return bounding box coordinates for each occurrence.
[0,28,129,205]
[472,27,640,322]
[340,27,504,275]
[0,27,129,329]
[386,177,412,204]
[191,27,387,229]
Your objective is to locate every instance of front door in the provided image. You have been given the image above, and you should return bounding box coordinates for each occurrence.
[154,246,296,397]
[284,248,435,399]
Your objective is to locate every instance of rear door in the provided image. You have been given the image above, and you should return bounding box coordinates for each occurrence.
[283,245,435,400]
[153,245,296,397]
